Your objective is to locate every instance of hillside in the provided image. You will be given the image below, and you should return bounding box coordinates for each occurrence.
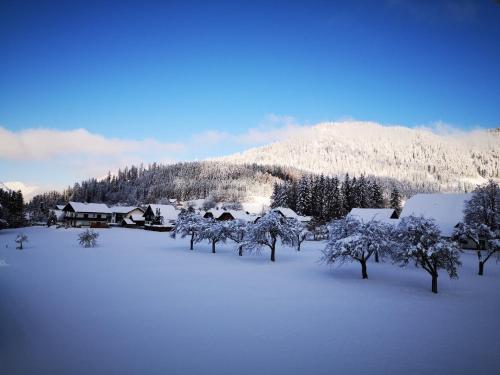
[219,121,499,193]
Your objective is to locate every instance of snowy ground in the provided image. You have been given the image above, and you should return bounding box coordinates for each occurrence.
[0,227,499,375]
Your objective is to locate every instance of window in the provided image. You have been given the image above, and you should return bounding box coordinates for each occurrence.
[84,214,88,219]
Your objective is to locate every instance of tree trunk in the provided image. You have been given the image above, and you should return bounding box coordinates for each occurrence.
[431,274,438,294]
[238,245,243,256]
[478,261,484,276]
[270,237,276,262]
[297,241,301,252]
[190,233,194,250]
[212,240,216,254]
[374,251,379,263]
[361,260,368,279]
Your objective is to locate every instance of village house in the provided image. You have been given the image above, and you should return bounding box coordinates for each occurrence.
[143,204,180,231]
[49,204,66,223]
[271,207,312,223]
[62,202,112,228]
[347,208,398,224]
[399,193,477,248]
[203,208,256,222]
[108,206,144,225]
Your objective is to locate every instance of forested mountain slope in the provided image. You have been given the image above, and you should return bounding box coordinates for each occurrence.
[219,121,499,193]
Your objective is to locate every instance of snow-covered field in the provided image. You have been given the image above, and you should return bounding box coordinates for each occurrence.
[1,227,499,375]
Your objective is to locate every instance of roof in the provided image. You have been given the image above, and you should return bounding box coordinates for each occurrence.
[204,208,256,222]
[131,214,145,221]
[347,208,397,224]
[147,204,180,221]
[56,204,65,210]
[109,206,143,214]
[272,207,299,219]
[122,218,135,225]
[64,202,111,214]
[399,193,472,236]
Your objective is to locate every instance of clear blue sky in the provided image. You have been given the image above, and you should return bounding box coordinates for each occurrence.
[1,0,500,195]
[1,0,499,139]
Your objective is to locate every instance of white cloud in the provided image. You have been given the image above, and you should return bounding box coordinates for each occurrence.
[0,127,183,161]
[190,113,309,147]
[1,181,43,201]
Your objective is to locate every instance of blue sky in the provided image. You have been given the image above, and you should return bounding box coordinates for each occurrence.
[1,0,499,196]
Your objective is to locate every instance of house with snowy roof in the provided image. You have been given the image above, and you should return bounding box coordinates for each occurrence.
[143,204,180,230]
[108,206,144,225]
[203,208,256,222]
[272,207,312,223]
[347,208,398,224]
[62,202,112,227]
[49,205,66,223]
[399,193,472,238]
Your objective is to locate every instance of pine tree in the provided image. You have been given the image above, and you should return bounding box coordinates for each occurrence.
[370,181,384,209]
[390,187,402,217]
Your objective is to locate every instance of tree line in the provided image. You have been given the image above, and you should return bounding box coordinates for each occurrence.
[270,173,402,223]
[0,188,25,228]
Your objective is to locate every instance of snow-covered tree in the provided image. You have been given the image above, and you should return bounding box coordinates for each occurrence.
[196,219,231,254]
[171,209,205,250]
[78,229,99,248]
[288,218,309,251]
[452,180,499,275]
[394,216,461,293]
[15,233,28,250]
[226,219,248,256]
[321,217,393,279]
[243,211,296,262]
[369,181,385,209]
[270,182,288,208]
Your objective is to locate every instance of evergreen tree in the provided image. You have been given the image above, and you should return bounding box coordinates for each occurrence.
[370,181,384,209]
[390,187,402,217]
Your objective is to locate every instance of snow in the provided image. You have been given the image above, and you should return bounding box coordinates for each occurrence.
[219,120,499,193]
[122,218,135,225]
[400,193,472,236]
[0,227,499,374]
[64,201,112,214]
[347,208,397,224]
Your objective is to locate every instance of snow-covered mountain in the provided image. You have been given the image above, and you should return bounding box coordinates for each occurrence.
[219,121,499,193]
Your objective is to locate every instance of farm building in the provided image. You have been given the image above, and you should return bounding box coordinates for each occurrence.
[62,202,112,228]
[347,208,398,224]
[399,193,473,241]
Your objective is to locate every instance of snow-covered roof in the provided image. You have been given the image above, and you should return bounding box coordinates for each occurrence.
[204,208,256,222]
[64,202,112,214]
[297,215,312,223]
[272,207,299,219]
[122,218,135,225]
[56,204,65,210]
[50,209,65,220]
[347,208,397,224]
[109,206,143,214]
[400,193,472,236]
[131,214,145,221]
[147,204,180,221]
